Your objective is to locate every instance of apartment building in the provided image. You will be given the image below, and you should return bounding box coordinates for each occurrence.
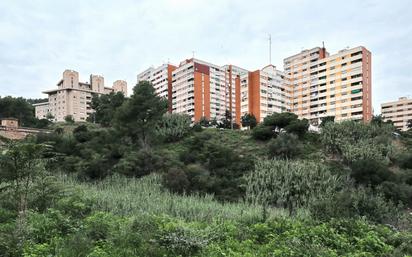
[284,46,372,125]
[171,58,237,122]
[35,70,127,122]
[33,101,50,119]
[135,45,372,126]
[240,65,290,122]
[381,97,412,131]
[137,64,177,112]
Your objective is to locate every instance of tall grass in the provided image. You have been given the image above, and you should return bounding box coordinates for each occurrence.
[60,174,287,223]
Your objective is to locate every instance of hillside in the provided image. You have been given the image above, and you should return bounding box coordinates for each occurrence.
[1,83,412,256]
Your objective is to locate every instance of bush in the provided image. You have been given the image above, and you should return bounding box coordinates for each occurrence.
[246,159,346,215]
[263,112,298,129]
[251,124,273,141]
[310,186,402,225]
[64,115,75,124]
[350,159,394,187]
[73,124,91,143]
[320,120,394,163]
[112,148,168,177]
[399,153,412,169]
[378,181,412,206]
[156,113,192,142]
[284,118,309,137]
[163,167,190,194]
[268,133,302,159]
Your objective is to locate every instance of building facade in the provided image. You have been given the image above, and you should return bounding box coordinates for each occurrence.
[171,59,234,122]
[33,102,50,119]
[240,65,290,122]
[137,64,177,112]
[284,46,372,125]
[35,70,127,122]
[135,45,372,126]
[381,97,412,131]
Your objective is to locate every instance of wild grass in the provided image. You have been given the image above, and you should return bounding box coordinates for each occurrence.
[60,173,287,223]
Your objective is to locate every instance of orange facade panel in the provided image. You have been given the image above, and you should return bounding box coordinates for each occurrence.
[248,70,261,121]
[167,64,177,113]
[204,74,211,119]
[235,75,241,125]
[361,48,372,122]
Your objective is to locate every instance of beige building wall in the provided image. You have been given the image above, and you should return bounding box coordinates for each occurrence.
[35,69,127,122]
[33,102,50,119]
[381,97,412,131]
[113,80,128,95]
[284,46,372,125]
[1,118,19,128]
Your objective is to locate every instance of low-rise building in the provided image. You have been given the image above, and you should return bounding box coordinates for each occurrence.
[381,97,412,131]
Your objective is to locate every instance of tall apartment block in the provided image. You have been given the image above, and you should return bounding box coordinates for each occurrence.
[241,65,290,122]
[137,64,177,112]
[171,59,236,122]
[136,45,372,126]
[137,60,289,124]
[381,97,412,131]
[284,46,372,125]
[34,70,127,122]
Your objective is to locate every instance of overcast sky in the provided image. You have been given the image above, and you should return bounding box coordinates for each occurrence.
[0,0,411,113]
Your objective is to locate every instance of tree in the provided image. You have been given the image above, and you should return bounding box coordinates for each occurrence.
[45,112,55,121]
[198,117,210,127]
[407,119,412,130]
[251,124,273,141]
[263,112,298,130]
[64,115,75,124]
[0,96,37,127]
[114,81,168,146]
[218,110,235,129]
[285,118,309,137]
[89,92,126,126]
[371,115,385,126]
[241,113,257,129]
[0,142,51,247]
[320,116,334,127]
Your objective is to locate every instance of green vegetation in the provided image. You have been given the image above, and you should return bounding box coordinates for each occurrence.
[0,96,51,128]
[1,81,412,256]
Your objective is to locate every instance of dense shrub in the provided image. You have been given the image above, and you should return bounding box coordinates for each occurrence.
[163,167,190,193]
[350,159,394,187]
[309,186,402,225]
[156,113,192,142]
[284,118,309,137]
[263,112,298,129]
[112,148,169,177]
[251,124,273,140]
[321,120,394,163]
[399,153,412,169]
[268,133,302,159]
[246,159,346,215]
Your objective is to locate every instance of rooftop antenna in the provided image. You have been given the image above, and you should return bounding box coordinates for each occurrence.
[322,41,325,49]
[268,34,272,64]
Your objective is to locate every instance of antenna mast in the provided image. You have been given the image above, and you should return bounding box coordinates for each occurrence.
[268,34,272,64]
